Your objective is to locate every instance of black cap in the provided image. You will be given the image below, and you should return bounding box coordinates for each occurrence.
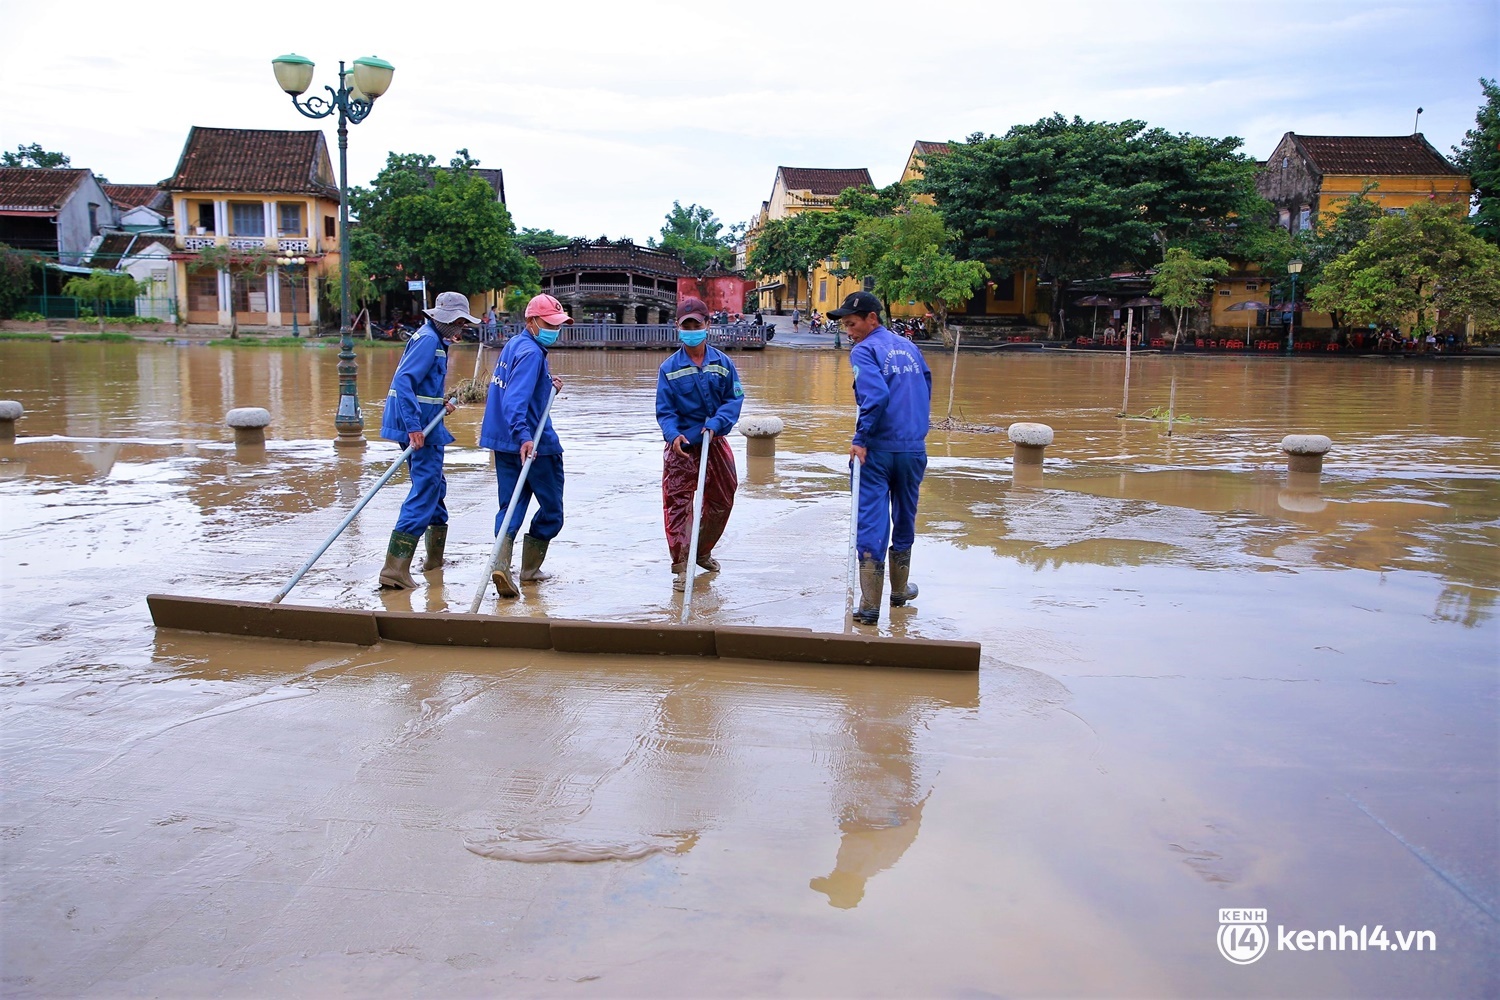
[827,290,882,319]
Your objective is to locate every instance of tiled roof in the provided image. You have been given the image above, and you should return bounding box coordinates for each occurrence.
[913,141,950,156]
[93,232,174,264]
[1292,134,1460,176]
[777,167,874,195]
[165,127,339,198]
[532,239,692,277]
[0,168,89,211]
[473,168,505,204]
[103,184,165,210]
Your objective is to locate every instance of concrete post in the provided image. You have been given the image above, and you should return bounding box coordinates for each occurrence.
[226,406,271,446]
[1280,434,1331,475]
[1008,422,1054,466]
[0,400,22,442]
[738,415,784,458]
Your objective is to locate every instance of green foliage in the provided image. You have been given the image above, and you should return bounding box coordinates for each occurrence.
[319,258,377,315]
[747,183,909,281]
[648,201,734,272]
[1308,202,1500,338]
[62,270,142,302]
[515,228,573,253]
[1453,77,1500,245]
[1151,247,1229,346]
[921,115,1259,328]
[349,149,535,297]
[2,143,71,168]
[839,204,987,345]
[11,311,44,322]
[0,243,41,319]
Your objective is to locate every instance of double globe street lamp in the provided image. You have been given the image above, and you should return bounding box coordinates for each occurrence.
[1285,257,1304,355]
[275,254,306,338]
[270,52,395,448]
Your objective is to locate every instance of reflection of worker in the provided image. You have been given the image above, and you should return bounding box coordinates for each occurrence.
[656,296,745,591]
[479,293,568,598]
[810,699,929,910]
[831,291,932,625]
[377,290,468,589]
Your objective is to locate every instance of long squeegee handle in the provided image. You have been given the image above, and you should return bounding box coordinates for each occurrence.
[848,454,862,613]
[679,427,714,624]
[272,398,457,604]
[468,385,559,614]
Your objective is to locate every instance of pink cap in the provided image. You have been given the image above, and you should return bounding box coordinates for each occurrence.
[524,293,572,326]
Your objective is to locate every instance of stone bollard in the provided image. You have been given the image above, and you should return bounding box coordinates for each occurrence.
[0,401,22,443]
[226,407,272,446]
[739,415,784,459]
[1008,422,1054,466]
[1280,434,1331,475]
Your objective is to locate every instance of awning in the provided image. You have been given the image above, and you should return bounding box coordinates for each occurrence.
[0,209,58,217]
[754,281,784,292]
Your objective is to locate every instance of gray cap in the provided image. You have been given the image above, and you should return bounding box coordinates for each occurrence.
[424,290,480,324]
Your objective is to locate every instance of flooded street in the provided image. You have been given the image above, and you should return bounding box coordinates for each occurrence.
[2,341,1496,997]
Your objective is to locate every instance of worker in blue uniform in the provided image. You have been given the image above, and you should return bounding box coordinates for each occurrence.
[828,291,932,625]
[479,293,568,599]
[378,290,473,588]
[655,296,745,591]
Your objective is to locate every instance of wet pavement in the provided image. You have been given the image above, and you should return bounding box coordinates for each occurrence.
[1,341,1497,997]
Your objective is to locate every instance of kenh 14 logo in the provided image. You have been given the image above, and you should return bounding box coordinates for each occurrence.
[1218,909,1438,964]
[1218,909,1269,964]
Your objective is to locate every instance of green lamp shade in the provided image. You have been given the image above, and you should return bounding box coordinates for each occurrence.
[352,56,395,99]
[271,53,315,96]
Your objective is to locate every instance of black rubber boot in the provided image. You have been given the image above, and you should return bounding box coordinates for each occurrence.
[491,533,518,599]
[889,547,918,606]
[852,555,884,625]
[520,533,551,583]
[421,524,448,572]
[379,530,420,589]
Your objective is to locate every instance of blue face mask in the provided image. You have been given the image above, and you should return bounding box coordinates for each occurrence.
[534,327,560,347]
[678,329,707,347]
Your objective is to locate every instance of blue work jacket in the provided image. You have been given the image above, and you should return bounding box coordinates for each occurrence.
[850,326,931,452]
[656,345,745,443]
[479,331,562,455]
[380,322,453,447]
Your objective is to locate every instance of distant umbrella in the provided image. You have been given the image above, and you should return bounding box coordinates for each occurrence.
[1225,300,1269,311]
[1122,296,1162,308]
[1075,293,1119,335]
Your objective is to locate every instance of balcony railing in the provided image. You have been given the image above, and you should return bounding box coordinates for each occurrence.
[544,282,677,304]
[492,322,768,350]
[176,235,319,255]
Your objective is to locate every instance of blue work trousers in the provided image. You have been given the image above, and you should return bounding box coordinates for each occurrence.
[395,441,448,536]
[494,451,565,540]
[855,450,926,561]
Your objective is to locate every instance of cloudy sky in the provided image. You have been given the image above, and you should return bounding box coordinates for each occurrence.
[1,0,1493,242]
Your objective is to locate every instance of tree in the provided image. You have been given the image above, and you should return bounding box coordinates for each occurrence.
[1292,186,1383,328]
[2,143,70,168]
[921,115,1259,336]
[1308,201,1500,340]
[195,245,277,337]
[838,203,987,347]
[1151,247,1229,349]
[746,184,907,304]
[0,244,40,319]
[349,149,535,298]
[514,228,573,254]
[1453,77,1500,245]
[649,201,734,272]
[62,270,141,328]
[318,258,377,328]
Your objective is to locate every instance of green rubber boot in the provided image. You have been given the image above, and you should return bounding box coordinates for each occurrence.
[421,524,448,572]
[520,533,551,583]
[889,547,918,606]
[379,530,420,590]
[491,533,518,599]
[852,555,884,625]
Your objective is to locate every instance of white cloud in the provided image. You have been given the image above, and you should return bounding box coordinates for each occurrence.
[0,0,1492,239]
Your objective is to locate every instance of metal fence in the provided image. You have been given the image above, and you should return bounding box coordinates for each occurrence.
[489,322,768,350]
[22,296,137,319]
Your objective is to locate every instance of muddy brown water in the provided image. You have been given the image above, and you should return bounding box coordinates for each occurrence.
[1,341,1496,997]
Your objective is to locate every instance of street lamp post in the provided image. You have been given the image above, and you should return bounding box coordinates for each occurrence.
[271,52,394,448]
[1285,258,1303,355]
[275,254,306,337]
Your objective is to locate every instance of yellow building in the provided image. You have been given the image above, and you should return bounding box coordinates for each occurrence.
[165,127,342,330]
[892,140,1043,324]
[747,166,872,315]
[1218,132,1475,332]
